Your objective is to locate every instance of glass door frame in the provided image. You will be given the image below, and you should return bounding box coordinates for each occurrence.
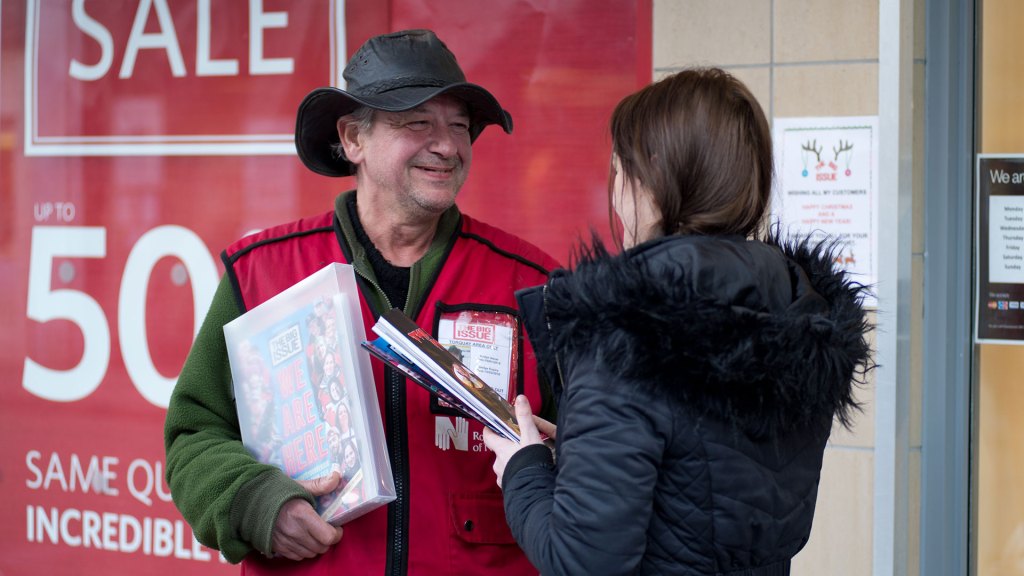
[921,0,976,574]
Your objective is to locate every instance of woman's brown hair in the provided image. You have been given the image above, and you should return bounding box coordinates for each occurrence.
[609,67,773,243]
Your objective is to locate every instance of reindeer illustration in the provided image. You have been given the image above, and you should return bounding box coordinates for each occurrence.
[833,140,854,175]
[802,140,824,171]
[833,251,857,267]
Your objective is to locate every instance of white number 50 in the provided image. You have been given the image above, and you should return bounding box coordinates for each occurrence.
[25,227,109,402]
[24,225,217,407]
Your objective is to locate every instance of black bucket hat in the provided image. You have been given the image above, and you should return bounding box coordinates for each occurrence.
[295,29,514,177]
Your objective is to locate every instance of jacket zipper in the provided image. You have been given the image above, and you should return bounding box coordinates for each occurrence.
[355,268,409,575]
[542,284,567,388]
[357,271,394,311]
[385,367,409,575]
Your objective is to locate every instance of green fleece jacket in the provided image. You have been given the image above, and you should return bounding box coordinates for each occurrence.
[163,191,458,563]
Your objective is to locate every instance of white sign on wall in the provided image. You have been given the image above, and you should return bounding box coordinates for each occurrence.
[771,116,880,306]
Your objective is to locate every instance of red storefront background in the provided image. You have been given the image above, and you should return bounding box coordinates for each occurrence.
[0,0,650,573]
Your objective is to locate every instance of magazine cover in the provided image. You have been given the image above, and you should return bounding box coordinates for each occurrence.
[434,310,519,406]
[224,264,395,526]
[361,337,491,428]
[369,309,521,441]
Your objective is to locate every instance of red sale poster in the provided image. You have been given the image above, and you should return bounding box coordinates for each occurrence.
[0,1,650,573]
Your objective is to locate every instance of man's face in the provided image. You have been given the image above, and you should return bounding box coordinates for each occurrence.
[344,95,472,216]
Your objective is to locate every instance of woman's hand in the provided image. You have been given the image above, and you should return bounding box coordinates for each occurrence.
[482,395,556,488]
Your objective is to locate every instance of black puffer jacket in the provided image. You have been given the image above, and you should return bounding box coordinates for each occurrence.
[503,233,871,576]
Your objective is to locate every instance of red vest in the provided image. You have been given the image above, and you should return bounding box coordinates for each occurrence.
[226,209,558,575]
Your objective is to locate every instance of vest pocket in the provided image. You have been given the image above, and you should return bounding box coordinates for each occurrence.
[448,491,516,544]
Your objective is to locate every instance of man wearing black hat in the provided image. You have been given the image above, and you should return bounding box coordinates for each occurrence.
[164,29,558,575]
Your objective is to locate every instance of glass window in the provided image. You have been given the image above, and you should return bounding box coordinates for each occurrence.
[976,2,1024,574]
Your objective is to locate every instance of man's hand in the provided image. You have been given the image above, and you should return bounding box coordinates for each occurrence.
[482,395,554,488]
[270,473,345,561]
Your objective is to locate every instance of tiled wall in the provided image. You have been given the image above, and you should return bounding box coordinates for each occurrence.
[652,1,924,574]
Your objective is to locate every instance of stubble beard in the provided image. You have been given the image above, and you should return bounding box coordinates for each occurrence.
[405,186,460,216]
[402,165,466,217]
[361,154,468,220]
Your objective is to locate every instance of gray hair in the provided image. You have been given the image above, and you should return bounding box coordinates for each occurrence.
[330,106,376,161]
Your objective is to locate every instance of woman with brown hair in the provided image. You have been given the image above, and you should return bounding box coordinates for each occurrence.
[483,67,872,575]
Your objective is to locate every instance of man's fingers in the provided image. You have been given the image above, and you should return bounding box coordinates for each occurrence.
[300,514,344,549]
[271,500,343,561]
[275,538,321,561]
[313,525,344,548]
[297,472,341,496]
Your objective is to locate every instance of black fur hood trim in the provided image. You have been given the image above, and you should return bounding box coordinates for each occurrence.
[538,232,873,436]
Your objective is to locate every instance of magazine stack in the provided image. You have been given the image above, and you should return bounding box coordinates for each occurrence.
[224,263,395,526]
[363,309,521,442]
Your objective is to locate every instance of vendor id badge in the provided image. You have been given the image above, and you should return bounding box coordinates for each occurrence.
[434,309,519,409]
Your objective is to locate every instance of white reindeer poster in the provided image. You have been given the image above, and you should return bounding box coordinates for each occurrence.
[771,116,879,306]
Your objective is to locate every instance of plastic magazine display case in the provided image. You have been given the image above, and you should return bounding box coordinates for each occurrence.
[224,263,395,525]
